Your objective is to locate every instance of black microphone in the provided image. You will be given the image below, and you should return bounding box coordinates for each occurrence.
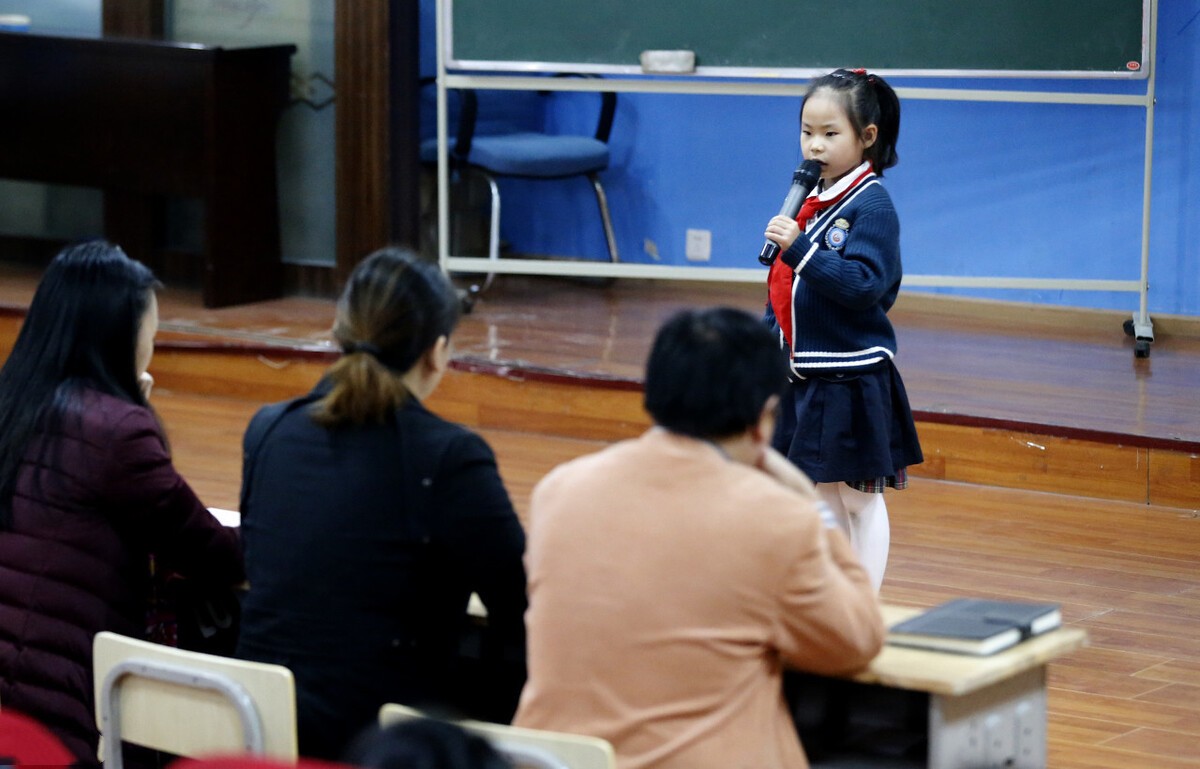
[758,159,823,266]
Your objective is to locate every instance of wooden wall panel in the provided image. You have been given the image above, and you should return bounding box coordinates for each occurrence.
[427,368,650,442]
[335,0,390,282]
[5,307,1196,511]
[1148,449,1200,510]
[150,348,326,403]
[334,0,420,283]
[911,422,1149,503]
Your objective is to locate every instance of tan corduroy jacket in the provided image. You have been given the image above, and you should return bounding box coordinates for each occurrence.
[514,428,885,769]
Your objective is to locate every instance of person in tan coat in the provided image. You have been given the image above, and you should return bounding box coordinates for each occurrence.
[513,307,885,769]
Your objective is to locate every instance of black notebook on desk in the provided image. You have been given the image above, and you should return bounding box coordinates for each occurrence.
[887,598,1062,656]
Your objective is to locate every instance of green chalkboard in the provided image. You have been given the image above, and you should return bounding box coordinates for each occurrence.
[447,0,1148,78]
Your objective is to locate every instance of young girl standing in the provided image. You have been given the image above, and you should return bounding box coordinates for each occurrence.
[761,68,923,591]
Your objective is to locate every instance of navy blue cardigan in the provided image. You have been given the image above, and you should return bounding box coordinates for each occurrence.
[765,175,903,374]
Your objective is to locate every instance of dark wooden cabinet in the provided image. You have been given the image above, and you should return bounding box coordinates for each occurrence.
[0,32,294,307]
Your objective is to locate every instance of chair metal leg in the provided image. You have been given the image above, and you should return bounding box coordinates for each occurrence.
[463,170,617,296]
[588,172,620,263]
[482,171,501,291]
[442,168,498,298]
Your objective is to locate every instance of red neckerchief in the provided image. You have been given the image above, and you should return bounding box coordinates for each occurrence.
[767,163,874,350]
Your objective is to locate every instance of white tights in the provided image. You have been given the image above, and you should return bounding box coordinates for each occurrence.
[816,482,889,593]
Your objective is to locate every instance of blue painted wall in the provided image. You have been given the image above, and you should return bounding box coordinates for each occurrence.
[450,4,1200,317]
[3,2,1193,317]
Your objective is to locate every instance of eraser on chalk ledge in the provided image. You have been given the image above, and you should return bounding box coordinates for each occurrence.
[640,50,696,74]
[0,14,32,32]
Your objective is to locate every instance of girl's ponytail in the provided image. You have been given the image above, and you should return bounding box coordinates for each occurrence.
[866,73,901,174]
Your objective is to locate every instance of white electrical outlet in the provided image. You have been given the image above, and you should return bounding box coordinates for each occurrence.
[685,229,712,261]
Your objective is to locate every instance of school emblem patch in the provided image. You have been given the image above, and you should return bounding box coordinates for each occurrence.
[825,218,851,250]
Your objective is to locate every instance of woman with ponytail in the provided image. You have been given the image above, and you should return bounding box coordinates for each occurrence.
[235,248,527,761]
[760,69,923,593]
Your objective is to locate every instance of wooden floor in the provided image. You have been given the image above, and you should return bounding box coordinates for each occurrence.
[3,261,1200,766]
[156,389,1200,769]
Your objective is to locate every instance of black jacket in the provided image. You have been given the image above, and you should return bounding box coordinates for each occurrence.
[234,380,527,760]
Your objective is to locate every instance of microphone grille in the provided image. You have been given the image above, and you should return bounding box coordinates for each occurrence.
[795,159,823,186]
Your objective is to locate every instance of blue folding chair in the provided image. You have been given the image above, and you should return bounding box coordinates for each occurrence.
[421,82,620,291]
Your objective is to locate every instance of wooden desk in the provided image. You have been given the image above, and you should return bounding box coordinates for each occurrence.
[788,605,1087,769]
[0,32,295,308]
[470,593,1083,767]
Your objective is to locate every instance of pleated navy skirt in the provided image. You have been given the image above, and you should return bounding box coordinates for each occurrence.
[773,360,924,485]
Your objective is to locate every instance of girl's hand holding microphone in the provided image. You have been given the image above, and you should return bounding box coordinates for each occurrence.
[764,216,801,256]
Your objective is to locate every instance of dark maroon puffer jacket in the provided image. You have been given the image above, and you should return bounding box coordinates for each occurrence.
[0,388,244,766]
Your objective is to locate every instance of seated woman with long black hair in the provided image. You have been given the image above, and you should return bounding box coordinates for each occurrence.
[0,241,245,767]
[235,247,528,761]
